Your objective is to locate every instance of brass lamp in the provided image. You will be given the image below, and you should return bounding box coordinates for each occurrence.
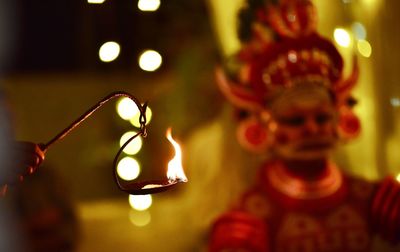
[3,91,186,196]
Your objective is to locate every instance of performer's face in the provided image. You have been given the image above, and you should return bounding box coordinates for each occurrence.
[270,84,338,161]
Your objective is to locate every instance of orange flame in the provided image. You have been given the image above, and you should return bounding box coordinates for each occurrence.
[166,128,188,182]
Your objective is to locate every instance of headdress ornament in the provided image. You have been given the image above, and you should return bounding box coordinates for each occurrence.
[218,0,358,111]
[217,0,361,151]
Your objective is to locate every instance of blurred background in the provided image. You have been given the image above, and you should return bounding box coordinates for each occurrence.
[0,0,400,251]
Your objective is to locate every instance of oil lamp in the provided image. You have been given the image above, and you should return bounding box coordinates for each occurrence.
[11,91,187,195]
[114,127,187,195]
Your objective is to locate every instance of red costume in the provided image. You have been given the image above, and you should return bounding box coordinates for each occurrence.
[210,160,400,251]
[208,0,400,251]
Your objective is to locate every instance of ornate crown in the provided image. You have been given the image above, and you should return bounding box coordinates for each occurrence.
[218,0,359,109]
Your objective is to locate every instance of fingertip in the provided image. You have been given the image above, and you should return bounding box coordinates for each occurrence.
[0,184,8,197]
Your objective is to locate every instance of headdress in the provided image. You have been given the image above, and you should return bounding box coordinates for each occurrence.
[217,0,361,152]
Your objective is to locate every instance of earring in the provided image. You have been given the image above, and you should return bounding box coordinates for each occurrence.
[236,116,271,153]
[338,108,361,140]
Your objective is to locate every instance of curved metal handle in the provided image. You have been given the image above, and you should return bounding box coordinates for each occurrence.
[39,91,147,152]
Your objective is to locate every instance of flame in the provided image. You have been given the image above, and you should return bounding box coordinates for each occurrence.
[166,128,188,182]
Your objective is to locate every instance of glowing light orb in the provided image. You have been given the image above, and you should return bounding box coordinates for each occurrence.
[116,97,140,120]
[117,157,141,181]
[130,106,152,128]
[391,98,400,107]
[334,28,351,48]
[352,22,367,40]
[99,41,120,62]
[88,0,106,3]
[129,210,151,227]
[357,40,372,58]
[129,194,152,211]
[138,0,160,11]
[120,131,143,155]
[138,50,162,71]
[396,174,400,183]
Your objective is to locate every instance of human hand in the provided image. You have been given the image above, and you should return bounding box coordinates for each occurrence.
[1,141,45,196]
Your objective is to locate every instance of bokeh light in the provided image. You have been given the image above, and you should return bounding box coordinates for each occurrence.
[129,209,151,227]
[120,131,143,155]
[138,50,162,71]
[333,28,352,48]
[390,97,400,107]
[357,40,372,58]
[88,0,106,3]
[117,157,141,181]
[129,194,152,211]
[352,22,367,40]
[359,0,381,16]
[130,106,152,128]
[116,97,140,120]
[397,174,400,183]
[99,41,120,62]
[138,0,160,12]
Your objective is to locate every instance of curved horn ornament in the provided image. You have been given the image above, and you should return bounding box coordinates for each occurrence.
[215,67,264,111]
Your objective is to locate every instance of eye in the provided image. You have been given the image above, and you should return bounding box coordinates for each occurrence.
[315,113,333,125]
[279,116,305,126]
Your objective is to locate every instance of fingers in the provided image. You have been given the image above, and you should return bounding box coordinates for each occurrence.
[1,141,46,191]
[14,141,45,165]
[0,184,8,197]
[13,141,45,174]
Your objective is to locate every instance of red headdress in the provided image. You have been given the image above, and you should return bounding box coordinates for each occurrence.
[217,0,360,152]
